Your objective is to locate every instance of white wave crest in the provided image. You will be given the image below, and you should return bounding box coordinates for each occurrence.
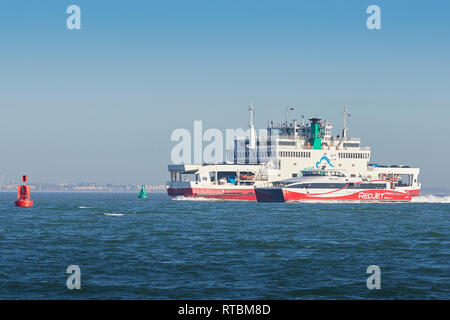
[78,206,93,209]
[104,213,124,216]
[411,195,450,203]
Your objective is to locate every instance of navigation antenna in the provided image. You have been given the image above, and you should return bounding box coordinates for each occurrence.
[342,107,351,138]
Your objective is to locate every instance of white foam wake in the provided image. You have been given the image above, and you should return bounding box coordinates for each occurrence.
[411,195,450,203]
[104,213,124,216]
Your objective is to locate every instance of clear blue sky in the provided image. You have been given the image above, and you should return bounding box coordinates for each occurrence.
[0,0,449,188]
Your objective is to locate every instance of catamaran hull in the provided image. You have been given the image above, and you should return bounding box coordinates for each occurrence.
[255,187,416,202]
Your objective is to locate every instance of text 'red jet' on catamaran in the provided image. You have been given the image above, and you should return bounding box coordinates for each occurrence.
[167,106,420,201]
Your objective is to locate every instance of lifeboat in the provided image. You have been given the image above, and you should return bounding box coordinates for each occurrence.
[239,173,255,180]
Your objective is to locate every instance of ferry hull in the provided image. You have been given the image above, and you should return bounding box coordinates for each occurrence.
[167,188,256,201]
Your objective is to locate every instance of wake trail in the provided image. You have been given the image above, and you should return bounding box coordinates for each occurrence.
[411,195,450,203]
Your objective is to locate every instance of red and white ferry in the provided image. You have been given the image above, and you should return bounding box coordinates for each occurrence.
[255,169,419,202]
[167,107,421,201]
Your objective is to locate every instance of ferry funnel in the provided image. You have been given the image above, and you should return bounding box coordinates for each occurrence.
[15,175,34,207]
[309,118,322,150]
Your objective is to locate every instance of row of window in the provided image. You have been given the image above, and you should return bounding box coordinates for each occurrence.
[278,151,311,158]
[233,151,273,158]
[278,141,296,146]
[339,152,369,159]
[343,142,360,148]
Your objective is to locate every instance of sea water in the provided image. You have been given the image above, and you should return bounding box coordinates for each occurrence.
[0,192,448,299]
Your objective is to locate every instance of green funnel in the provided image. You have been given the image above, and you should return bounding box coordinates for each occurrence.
[138,185,148,198]
[309,118,322,150]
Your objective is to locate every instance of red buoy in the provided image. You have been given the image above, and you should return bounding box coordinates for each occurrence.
[15,175,34,207]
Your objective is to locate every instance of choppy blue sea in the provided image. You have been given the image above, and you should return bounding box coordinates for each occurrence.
[0,192,449,299]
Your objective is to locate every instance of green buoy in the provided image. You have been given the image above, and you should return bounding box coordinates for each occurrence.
[138,185,148,198]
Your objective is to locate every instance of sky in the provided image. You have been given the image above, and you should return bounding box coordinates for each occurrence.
[0,0,449,188]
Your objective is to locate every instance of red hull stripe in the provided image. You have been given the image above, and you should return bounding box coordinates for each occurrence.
[167,188,256,201]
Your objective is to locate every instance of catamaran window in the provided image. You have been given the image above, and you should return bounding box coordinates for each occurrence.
[330,171,345,177]
[357,183,386,189]
[302,171,326,176]
[273,181,289,187]
[288,183,347,189]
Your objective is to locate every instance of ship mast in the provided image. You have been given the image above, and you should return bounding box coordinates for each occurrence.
[285,106,294,124]
[248,104,256,149]
[342,107,350,138]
